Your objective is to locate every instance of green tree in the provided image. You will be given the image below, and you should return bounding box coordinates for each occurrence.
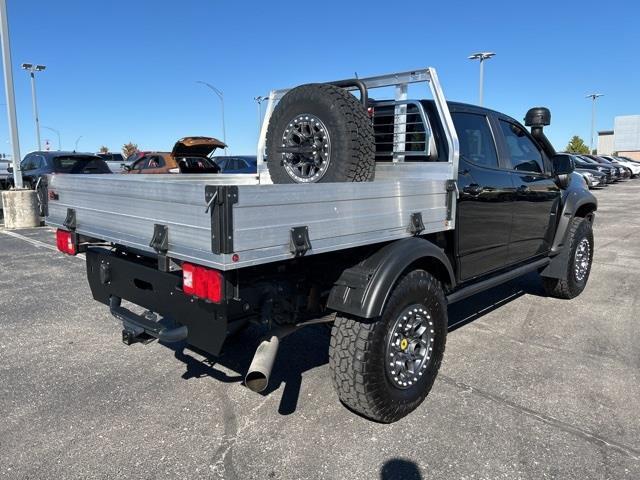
[122,142,139,159]
[565,135,590,154]
[98,145,109,153]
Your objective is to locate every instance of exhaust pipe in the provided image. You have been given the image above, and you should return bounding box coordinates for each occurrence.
[245,335,281,392]
[244,313,336,393]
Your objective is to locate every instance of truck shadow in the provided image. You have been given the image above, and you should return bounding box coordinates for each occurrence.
[165,271,546,416]
[166,323,332,416]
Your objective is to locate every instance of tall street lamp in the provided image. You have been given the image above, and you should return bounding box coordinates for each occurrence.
[586,93,604,154]
[468,52,495,106]
[21,62,46,150]
[42,125,61,150]
[196,81,227,153]
[74,135,83,151]
[0,0,23,188]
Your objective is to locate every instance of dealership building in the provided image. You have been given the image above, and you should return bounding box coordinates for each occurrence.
[598,115,640,159]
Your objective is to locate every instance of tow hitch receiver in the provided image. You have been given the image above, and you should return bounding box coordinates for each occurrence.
[109,296,188,346]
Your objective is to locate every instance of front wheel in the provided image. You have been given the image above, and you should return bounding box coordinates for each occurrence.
[329,270,447,423]
[542,216,594,299]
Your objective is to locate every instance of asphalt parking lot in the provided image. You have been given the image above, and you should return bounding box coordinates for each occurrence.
[1,181,639,480]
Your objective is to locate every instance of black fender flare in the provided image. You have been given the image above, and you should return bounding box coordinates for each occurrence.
[326,237,455,319]
[541,178,597,279]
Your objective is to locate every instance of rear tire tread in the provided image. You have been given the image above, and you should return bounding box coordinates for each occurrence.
[329,270,446,423]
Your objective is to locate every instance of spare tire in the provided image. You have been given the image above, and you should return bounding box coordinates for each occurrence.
[265,83,374,183]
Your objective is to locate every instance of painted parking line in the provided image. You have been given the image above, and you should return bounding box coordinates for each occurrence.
[0,229,85,260]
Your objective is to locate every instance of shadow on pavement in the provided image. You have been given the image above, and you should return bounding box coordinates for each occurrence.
[380,458,423,480]
[165,271,547,416]
[166,323,332,416]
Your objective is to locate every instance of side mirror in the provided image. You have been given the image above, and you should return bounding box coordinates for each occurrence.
[552,155,574,175]
[6,166,12,173]
[122,164,132,172]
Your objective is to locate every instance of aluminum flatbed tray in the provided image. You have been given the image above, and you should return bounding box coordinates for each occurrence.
[46,168,454,270]
[46,67,460,270]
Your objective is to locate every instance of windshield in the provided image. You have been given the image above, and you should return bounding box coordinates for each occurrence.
[53,156,110,173]
[579,156,598,164]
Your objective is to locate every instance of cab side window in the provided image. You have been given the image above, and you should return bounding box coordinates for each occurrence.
[499,120,544,174]
[21,154,35,171]
[451,112,499,169]
[146,155,164,168]
[33,155,46,169]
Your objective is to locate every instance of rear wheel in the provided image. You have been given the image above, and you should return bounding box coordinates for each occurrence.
[265,83,374,184]
[542,216,594,299]
[329,270,447,423]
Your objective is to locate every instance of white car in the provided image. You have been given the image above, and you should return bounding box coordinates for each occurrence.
[603,156,640,177]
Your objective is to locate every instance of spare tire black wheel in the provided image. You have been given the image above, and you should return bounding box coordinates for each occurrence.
[265,83,375,183]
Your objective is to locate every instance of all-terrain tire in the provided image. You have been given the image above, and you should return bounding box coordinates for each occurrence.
[265,83,374,183]
[542,216,594,299]
[329,270,447,423]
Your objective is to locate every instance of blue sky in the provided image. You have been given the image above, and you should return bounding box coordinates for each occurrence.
[1,0,639,156]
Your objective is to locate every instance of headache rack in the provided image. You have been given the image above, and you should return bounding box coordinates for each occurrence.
[47,68,460,271]
[371,100,434,161]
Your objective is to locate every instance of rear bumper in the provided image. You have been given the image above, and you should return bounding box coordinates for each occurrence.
[86,248,230,355]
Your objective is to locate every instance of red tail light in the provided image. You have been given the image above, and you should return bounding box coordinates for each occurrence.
[182,262,222,303]
[55,229,76,255]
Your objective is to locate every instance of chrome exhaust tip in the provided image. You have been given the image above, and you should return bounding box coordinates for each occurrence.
[245,335,280,393]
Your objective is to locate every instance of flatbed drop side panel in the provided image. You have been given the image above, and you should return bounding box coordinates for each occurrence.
[47,172,454,270]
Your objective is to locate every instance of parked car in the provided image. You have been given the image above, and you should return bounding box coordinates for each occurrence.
[569,155,615,183]
[47,67,597,423]
[601,156,640,177]
[8,151,111,215]
[581,155,628,180]
[617,156,640,165]
[123,137,225,174]
[97,152,126,173]
[575,168,605,188]
[8,151,111,188]
[213,156,257,174]
[593,155,634,178]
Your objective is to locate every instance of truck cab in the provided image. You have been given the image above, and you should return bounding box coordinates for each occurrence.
[450,103,561,281]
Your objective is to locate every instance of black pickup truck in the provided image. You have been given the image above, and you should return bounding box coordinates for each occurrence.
[48,69,596,423]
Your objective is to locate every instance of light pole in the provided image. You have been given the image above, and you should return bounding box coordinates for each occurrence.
[468,52,495,106]
[42,125,61,150]
[21,63,46,150]
[74,135,83,151]
[254,95,268,138]
[0,0,23,188]
[196,81,227,154]
[586,93,604,154]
